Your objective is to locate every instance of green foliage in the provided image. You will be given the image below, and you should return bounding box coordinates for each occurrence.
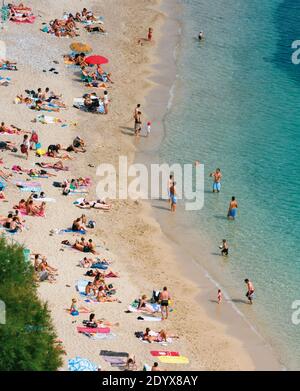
[0,237,63,370]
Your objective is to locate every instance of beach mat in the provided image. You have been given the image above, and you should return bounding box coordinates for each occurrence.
[151,351,180,357]
[100,350,129,358]
[76,280,89,295]
[102,357,126,365]
[77,326,110,334]
[137,316,162,322]
[158,356,189,364]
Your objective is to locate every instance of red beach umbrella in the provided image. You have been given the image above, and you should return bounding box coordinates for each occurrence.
[85,55,109,65]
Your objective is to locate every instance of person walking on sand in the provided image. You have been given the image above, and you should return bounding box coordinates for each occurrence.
[134,104,141,118]
[227,196,238,220]
[159,286,171,320]
[170,182,177,212]
[167,174,174,203]
[134,111,142,136]
[210,168,222,193]
[148,27,153,41]
[103,90,109,114]
[20,134,30,160]
[146,121,151,137]
[244,279,255,304]
[217,289,222,304]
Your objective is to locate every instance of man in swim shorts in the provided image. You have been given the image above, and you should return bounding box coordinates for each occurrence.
[159,286,171,320]
[210,168,222,193]
[227,196,238,220]
[244,279,255,304]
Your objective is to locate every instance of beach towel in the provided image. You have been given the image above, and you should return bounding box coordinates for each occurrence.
[102,357,126,365]
[20,187,41,192]
[11,15,36,24]
[76,280,89,295]
[61,228,86,234]
[137,316,162,322]
[151,351,180,357]
[36,114,63,125]
[14,180,41,187]
[158,356,189,364]
[35,197,56,203]
[77,326,110,334]
[18,207,45,217]
[68,357,98,372]
[100,351,129,358]
[90,332,116,340]
[91,263,108,270]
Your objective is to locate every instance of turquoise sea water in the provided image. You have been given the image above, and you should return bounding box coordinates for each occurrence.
[159,0,300,369]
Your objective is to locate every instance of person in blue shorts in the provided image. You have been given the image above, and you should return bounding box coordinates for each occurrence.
[210,168,222,193]
[227,196,238,220]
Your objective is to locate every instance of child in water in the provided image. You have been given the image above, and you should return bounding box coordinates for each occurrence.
[217,289,222,304]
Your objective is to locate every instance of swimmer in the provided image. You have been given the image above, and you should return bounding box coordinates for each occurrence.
[198,31,204,40]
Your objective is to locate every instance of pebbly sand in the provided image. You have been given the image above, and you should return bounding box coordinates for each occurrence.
[0,0,282,371]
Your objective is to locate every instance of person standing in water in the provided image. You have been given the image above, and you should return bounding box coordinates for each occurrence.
[227,196,238,220]
[170,181,177,212]
[217,289,222,304]
[198,31,204,40]
[244,279,255,304]
[210,168,222,193]
[220,239,229,256]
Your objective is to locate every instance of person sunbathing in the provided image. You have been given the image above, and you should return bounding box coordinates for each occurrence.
[74,12,82,22]
[0,60,17,70]
[73,238,98,254]
[92,269,119,278]
[37,160,68,170]
[1,213,13,229]
[84,313,119,328]
[47,145,72,160]
[72,217,86,231]
[0,140,18,152]
[38,257,58,275]
[25,195,46,216]
[69,298,90,315]
[142,328,179,343]
[85,23,106,33]
[0,191,6,201]
[96,286,120,303]
[0,169,12,181]
[137,295,156,314]
[85,281,96,296]
[7,216,23,233]
[75,199,111,210]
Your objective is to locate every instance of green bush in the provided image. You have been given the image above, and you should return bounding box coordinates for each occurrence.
[0,237,63,370]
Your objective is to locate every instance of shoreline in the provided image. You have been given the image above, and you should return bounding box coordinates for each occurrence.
[135,0,283,370]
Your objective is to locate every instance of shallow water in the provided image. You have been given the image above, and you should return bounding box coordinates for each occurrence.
[158,0,300,370]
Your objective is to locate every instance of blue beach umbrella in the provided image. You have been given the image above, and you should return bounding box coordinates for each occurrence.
[68,356,98,371]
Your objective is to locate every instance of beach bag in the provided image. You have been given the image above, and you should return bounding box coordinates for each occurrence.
[20,144,28,154]
[36,148,46,156]
[86,270,94,277]
[135,331,144,338]
[53,181,63,188]
[87,220,95,229]
[152,290,160,303]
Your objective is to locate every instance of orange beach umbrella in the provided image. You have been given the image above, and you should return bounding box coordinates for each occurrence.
[70,42,92,54]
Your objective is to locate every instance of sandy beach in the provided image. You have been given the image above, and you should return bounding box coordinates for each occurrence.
[0,0,282,371]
